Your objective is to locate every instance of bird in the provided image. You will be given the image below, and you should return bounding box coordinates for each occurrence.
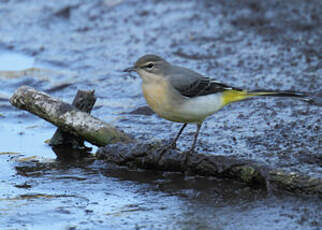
[124,54,317,158]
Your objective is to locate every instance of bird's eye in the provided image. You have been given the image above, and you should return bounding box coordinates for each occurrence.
[144,63,154,69]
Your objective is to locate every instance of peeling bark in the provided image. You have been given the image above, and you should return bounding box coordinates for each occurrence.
[49,90,96,147]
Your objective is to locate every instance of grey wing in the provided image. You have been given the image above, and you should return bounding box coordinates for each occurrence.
[168,65,240,98]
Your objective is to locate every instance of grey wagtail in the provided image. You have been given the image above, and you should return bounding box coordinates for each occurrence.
[124,54,317,154]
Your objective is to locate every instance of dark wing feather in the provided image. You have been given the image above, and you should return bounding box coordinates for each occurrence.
[176,77,241,98]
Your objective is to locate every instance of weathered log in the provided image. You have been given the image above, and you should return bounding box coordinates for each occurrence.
[10,86,132,146]
[269,170,322,195]
[49,90,97,159]
[97,142,322,196]
[49,90,96,147]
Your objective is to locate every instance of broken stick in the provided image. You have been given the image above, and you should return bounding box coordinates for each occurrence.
[10,86,132,146]
[49,90,97,147]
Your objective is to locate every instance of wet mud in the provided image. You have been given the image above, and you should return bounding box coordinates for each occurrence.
[0,0,321,229]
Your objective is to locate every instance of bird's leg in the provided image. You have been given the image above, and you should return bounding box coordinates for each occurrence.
[185,123,202,166]
[190,123,202,152]
[170,123,187,149]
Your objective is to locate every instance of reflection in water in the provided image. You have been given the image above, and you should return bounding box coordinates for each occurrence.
[51,145,92,160]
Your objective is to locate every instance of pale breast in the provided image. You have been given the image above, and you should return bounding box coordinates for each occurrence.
[142,81,171,113]
[142,80,187,122]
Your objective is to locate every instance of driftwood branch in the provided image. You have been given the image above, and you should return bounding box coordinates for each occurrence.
[49,90,97,159]
[49,90,97,147]
[10,86,132,146]
[97,142,322,196]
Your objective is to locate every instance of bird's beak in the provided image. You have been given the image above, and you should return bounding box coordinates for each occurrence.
[123,66,136,72]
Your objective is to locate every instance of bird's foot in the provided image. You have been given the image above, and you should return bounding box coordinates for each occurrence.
[157,140,177,157]
[162,140,177,151]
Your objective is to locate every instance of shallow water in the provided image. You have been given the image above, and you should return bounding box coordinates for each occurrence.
[0,51,34,71]
[0,0,321,229]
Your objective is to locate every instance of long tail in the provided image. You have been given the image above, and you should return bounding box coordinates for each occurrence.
[221,89,320,106]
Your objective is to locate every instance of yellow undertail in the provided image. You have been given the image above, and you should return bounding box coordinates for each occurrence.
[221,90,278,106]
